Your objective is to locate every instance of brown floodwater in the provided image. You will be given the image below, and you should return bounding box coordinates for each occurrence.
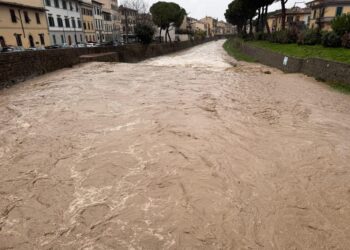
[0,40,349,249]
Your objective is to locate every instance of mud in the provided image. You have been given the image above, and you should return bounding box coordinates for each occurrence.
[0,40,350,249]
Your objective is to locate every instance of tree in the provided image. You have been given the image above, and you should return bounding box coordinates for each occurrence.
[135,23,155,44]
[150,1,186,43]
[280,0,288,30]
[121,0,148,14]
[225,0,256,34]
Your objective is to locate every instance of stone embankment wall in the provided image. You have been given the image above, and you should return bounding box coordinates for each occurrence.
[0,38,215,89]
[238,43,350,85]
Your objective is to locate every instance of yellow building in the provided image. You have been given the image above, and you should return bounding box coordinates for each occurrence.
[307,0,350,31]
[0,0,50,48]
[200,16,218,37]
[80,0,96,42]
[267,7,311,32]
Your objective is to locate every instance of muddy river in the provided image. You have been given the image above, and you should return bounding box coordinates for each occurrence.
[0,40,349,249]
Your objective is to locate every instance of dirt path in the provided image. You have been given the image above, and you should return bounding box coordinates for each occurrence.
[0,40,349,249]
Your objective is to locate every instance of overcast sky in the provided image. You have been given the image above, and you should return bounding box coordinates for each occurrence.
[145,0,308,21]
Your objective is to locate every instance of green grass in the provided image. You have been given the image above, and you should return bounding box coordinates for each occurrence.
[247,40,350,65]
[223,39,256,62]
[328,82,350,94]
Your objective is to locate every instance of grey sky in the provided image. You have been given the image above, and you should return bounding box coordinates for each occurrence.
[146,0,308,21]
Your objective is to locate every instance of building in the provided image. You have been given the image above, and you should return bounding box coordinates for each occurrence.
[119,5,137,43]
[79,0,95,42]
[200,16,218,37]
[191,20,207,33]
[267,7,311,32]
[43,0,84,45]
[0,0,50,48]
[102,10,113,42]
[307,0,350,31]
[92,0,103,42]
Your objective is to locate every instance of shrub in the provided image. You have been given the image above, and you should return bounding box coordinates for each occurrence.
[135,24,155,44]
[297,29,321,45]
[322,31,342,47]
[331,13,350,36]
[268,30,297,44]
[341,32,350,48]
[194,30,206,40]
[254,32,269,41]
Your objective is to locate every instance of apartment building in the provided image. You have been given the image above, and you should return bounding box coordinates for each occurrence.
[119,5,137,42]
[80,0,96,42]
[91,0,103,42]
[102,10,113,42]
[200,16,218,37]
[307,0,350,30]
[44,0,84,45]
[267,7,311,32]
[0,0,50,48]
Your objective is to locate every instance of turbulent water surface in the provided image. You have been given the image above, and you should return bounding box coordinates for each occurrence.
[0,40,350,249]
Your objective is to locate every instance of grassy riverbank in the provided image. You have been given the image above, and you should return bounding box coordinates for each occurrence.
[247,40,350,65]
[223,39,256,62]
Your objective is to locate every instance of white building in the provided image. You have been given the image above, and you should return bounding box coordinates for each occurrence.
[43,0,84,45]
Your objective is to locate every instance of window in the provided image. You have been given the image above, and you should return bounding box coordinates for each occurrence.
[336,7,343,16]
[0,36,6,47]
[76,3,79,12]
[24,11,30,23]
[10,9,17,23]
[54,0,59,8]
[80,34,83,42]
[70,1,73,11]
[48,15,55,26]
[71,17,76,28]
[61,35,64,43]
[87,22,90,30]
[77,19,81,28]
[45,0,51,6]
[57,16,63,27]
[62,0,67,9]
[83,22,86,30]
[53,34,57,44]
[39,34,45,45]
[35,13,41,24]
[65,18,70,27]
[14,34,22,46]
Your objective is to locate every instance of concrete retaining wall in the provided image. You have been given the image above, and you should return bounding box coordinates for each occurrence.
[0,38,215,89]
[237,42,350,85]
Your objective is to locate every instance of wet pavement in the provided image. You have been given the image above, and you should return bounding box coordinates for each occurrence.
[0,40,350,249]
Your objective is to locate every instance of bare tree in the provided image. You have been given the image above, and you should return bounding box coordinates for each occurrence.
[121,0,149,14]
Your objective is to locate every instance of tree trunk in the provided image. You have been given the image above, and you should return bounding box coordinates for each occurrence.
[167,29,172,43]
[281,0,287,30]
[265,5,271,34]
[159,28,162,43]
[256,8,261,32]
[249,19,253,35]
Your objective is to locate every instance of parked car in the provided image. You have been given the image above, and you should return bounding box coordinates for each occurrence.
[1,46,24,52]
[45,45,61,49]
[86,43,97,47]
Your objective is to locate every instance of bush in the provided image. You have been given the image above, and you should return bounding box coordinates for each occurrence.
[135,24,155,44]
[297,29,321,45]
[331,13,350,36]
[322,31,342,47]
[254,32,269,41]
[194,30,206,40]
[268,30,298,44]
[341,32,350,48]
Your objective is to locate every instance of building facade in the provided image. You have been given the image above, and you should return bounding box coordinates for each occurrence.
[267,7,311,32]
[44,0,84,45]
[80,0,96,42]
[119,5,137,43]
[0,0,50,48]
[200,16,218,37]
[307,0,350,31]
[92,0,103,42]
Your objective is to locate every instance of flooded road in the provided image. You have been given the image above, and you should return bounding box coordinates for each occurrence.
[0,40,350,249]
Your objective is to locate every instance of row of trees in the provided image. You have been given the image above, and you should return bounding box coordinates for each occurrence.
[225,0,289,34]
[122,0,186,44]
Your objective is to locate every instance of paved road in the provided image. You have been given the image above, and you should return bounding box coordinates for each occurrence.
[0,41,350,249]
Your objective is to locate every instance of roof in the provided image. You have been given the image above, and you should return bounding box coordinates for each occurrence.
[0,0,46,11]
[79,0,93,7]
[268,7,311,17]
[119,5,137,12]
[306,0,350,8]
